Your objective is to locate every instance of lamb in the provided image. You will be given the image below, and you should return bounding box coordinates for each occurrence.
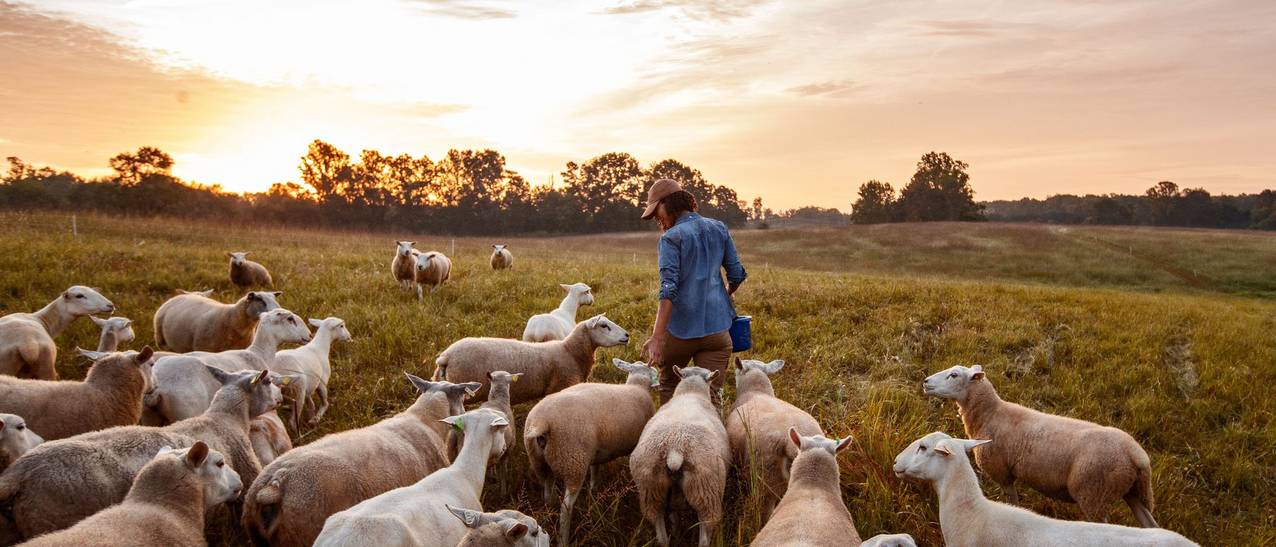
[524,358,659,546]
[629,366,731,547]
[522,283,594,342]
[449,506,549,547]
[0,286,115,379]
[725,358,822,521]
[0,414,43,471]
[923,364,1159,527]
[228,251,274,288]
[415,251,452,299]
[0,368,282,540]
[490,244,513,270]
[449,371,522,484]
[89,316,135,352]
[17,441,243,547]
[892,432,1198,547]
[751,430,859,546]
[269,317,351,432]
[313,408,510,547]
[147,308,311,423]
[436,314,629,405]
[0,347,155,440]
[241,375,480,547]
[391,241,419,290]
[153,289,281,353]
[861,534,917,547]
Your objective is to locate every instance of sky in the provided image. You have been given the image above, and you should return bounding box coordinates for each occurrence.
[2,0,1274,211]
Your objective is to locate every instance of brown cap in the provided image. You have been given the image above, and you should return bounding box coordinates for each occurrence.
[641,178,682,219]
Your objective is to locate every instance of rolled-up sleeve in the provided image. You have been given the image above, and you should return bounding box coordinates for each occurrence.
[722,228,747,287]
[658,234,680,301]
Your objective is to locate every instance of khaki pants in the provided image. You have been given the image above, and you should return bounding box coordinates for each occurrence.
[657,330,732,407]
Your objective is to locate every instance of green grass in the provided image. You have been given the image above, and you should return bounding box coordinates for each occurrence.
[1,210,1273,546]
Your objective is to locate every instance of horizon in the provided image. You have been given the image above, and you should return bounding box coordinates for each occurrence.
[2,1,1274,212]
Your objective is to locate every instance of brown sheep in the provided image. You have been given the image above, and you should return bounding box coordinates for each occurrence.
[0,347,155,440]
[0,286,114,379]
[228,252,274,288]
[153,290,280,353]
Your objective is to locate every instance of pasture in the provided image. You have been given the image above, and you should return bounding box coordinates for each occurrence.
[1,210,1273,546]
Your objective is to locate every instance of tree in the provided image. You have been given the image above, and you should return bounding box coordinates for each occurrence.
[1176,188,1216,227]
[299,140,352,203]
[751,197,763,221]
[1144,180,1180,225]
[851,179,896,224]
[1251,190,1276,230]
[561,152,645,217]
[1089,196,1134,225]
[896,152,984,221]
[109,147,174,186]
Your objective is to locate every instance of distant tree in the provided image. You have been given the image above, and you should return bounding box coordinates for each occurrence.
[299,140,352,203]
[896,152,984,221]
[1251,190,1276,230]
[436,149,509,208]
[109,147,174,186]
[780,206,849,225]
[1089,196,1134,225]
[384,153,436,206]
[645,158,747,227]
[561,152,645,217]
[851,179,897,224]
[1144,180,1180,225]
[751,197,763,221]
[1175,188,1217,227]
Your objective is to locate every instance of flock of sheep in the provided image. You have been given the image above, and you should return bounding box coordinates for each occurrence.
[0,241,1204,547]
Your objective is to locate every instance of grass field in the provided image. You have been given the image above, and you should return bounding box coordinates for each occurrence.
[1,210,1273,546]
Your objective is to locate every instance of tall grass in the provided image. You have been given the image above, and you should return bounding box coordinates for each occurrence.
[0,211,1272,546]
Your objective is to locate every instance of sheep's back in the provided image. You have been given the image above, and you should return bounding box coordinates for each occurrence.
[440,338,567,402]
[728,396,821,463]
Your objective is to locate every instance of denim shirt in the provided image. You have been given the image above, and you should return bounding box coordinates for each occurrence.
[658,212,747,339]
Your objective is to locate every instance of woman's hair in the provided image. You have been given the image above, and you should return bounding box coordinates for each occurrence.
[661,190,698,216]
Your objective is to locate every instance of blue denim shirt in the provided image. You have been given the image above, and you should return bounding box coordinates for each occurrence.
[658,212,747,339]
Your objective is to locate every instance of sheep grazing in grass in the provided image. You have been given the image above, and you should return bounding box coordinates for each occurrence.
[490,244,513,270]
[90,316,135,352]
[861,534,917,547]
[725,358,822,521]
[242,376,479,547]
[449,506,549,547]
[522,283,594,342]
[0,368,281,540]
[437,314,630,406]
[524,358,658,546]
[314,408,511,547]
[0,286,115,380]
[0,413,43,471]
[923,364,1160,527]
[147,308,311,424]
[391,241,419,290]
[17,441,242,547]
[269,317,351,433]
[415,251,452,299]
[0,347,155,440]
[893,432,1198,547]
[228,251,274,289]
[751,430,858,546]
[630,366,731,547]
[153,290,281,353]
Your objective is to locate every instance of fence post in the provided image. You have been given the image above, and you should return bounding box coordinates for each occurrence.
[72,214,77,237]
[451,239,455,256]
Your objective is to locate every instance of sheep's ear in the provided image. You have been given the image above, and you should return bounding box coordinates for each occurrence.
[252,369,270,385]
[505,521,529,540]
[492,244,498,249]
[205,366,233,385]
[272,374,297,387]
[90,315,107,327]
[733,357,744,371]
[225,252,234,258]
[462,382,482,396]
[706,369,720,382]
[77,347,105,361]
[764,360,785,374]
[956,439,992,453]
[487,371,494,381]
[788,427,801,448]
[272,291,283,298]
[157,445,174,456]
[933,444,954,457]
[559,283,571,291]
[123,319,133,327]
[489,415,510,429]
[970,366,985,382]
[308,318,323,328]
[405,373,433,393]
[446,504,482,528]
[186,441,209,467]
[835,435,854,452]
[135,346,154,365]
[585,315,603,328]
[440,416,464,432]
[613,358,631,371]
[673,365,684,378]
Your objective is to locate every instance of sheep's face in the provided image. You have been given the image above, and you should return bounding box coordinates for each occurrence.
[893,431,954,482]
[245,291,282,317]
[443,409,510,463]
[562,283,594,307]
[260,309,312,345]
[396,241,416,257]
[62,285,115,316]
[0,413,44,461]
[584,315,629,347]
[789,430,853,457]
[309,317,352,342]
[92,316,135,344]
[450,507,541,547]
[492,244,508,254]
[491,511,548,547]
[862,534,918,547]
[132,347,157,394]
[487,370,522,388]
[245,370,283,416]
[160,443,243,508]
[416,252,444,271]
[614,358,660,387]
[922,365,984,400]
[226,252,249,266]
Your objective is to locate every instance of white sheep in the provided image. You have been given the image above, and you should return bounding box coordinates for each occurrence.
[0,413,43,471]
[147,308,311,423]
[861,534,917,547]
[893,432,1198,547]
[725,358,822,521]
[0,347,156,440]
[269,316,352,432]
[415,251,452,299]
[751,430,859,546]
[391,241,419,290]
[314,408,510,547]
[242,376,480,547]
[524,358,659,546]
[490,244,513,270]
[629,366,731,547]
[228,251,274,288]
[153,289,281,353]
[923,364,1159,526]
[522,283,594,342]
[0,285,115,379]
[449,506,549,547]
[437,314,630,405]
[90,315,135,352]
[448,370,522,498]
[16,441,242,547]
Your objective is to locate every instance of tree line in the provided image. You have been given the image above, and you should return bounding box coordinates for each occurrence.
[1,142,751,235]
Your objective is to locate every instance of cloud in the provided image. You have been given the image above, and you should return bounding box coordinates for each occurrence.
[787,80,856,98]
[406,0,516,20]
[599,0,769,21]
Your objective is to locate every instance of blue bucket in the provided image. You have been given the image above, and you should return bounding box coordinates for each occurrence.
[729,315,752,353]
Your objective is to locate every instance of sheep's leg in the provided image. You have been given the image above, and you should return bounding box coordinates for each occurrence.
[416,284,423,301]
[653,514,669,547]
[1125,493,1159,528]
[588,464,601,492]
[542,480,556,506]
[287,397,301,435]
[1002,481,1020,505]
[681,462,725,547]
[559,486,580,546]
[310,383,330,425]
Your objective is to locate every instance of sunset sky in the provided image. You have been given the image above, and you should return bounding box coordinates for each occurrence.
[2,0,1274,211]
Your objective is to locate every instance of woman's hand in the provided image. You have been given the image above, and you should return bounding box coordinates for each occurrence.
[642,332,666,365]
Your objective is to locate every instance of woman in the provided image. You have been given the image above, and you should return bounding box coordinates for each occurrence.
[639,178,747,407]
